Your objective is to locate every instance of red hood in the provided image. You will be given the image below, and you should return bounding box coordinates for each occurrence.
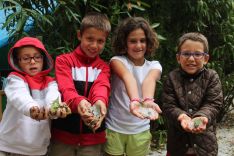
[8,37,53,76]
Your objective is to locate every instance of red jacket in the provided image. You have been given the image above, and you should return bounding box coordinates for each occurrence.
[52,46,110,145]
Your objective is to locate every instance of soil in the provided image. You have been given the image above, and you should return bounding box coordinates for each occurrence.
[148,111,234,156]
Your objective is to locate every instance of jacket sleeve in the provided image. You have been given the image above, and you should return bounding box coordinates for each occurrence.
[4,75,38,116]
[45,80,61,107]
[88,63,110,106]
[55,56,87,112]
[161,75,188,128]
[193,70,223,124]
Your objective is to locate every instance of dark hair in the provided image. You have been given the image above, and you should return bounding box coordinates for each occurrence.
[12,48,19,66]
[80,12,111,35]
[177,32,209,53]
[112,17,159,56]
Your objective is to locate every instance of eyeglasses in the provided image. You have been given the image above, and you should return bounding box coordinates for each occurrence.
[179,51,207,59]
[18,55,43,64]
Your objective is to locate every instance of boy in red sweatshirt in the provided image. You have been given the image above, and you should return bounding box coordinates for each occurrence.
[49,12,111,156]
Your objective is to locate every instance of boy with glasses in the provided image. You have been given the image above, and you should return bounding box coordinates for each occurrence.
[0,37,68,156]
[162,32,223,156]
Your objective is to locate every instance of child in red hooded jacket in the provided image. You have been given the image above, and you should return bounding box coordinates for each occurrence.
[0,37,68,156]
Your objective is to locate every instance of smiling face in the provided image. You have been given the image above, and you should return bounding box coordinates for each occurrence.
[176,39,209,75]
[127,28,146,66]
[17,46,44,76]
[78,27,107,58]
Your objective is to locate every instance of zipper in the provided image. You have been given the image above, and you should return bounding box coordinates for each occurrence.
[84,66,88,97]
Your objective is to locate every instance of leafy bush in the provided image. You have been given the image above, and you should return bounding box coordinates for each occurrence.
[150,115,167,150]
[217,73,234,122]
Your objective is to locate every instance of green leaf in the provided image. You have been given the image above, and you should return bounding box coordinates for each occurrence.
[50,97,60,113]
[194,119,202,128]
[130,4,145,11]
[151,23,160,28]
[1,11,19,29]
[65,6,80,21]
[25,8,53,26]
[138,1,151,8]
[2,0,20,6]
[157,34,167,41]
[59,0,66,5]
[83,0,87,5]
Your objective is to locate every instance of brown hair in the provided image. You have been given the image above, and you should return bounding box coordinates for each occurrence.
[111,17,159,56]
[177,32,209,53]
[80,12,111,35]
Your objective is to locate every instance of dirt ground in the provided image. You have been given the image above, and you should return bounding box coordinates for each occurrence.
[148,111,234,156]
[216,111,234,156]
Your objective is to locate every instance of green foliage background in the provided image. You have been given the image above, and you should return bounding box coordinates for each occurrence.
[1,0,234,74]
[1,0,234,146]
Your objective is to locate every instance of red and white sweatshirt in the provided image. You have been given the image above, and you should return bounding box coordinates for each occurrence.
[0,37,60,155]
[52,46,110,146]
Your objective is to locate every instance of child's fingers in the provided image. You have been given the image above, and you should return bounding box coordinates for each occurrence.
[130,101,140,111]
[43,107,49,119]
[82,110,93,118]
[37,107,47,120]
[178,114,191,122]
[78,100,91,114]
[143,101,162,114]
[189,116,208,133]
[82,115,94,124]
[42,107,48,119]
[132,109,145,119]
[150,111,159,120]
[181,120,187,129]
[30,106,40,114]
[192,117,208,133]
[49,109,56,116]
[153,104,162,113]
[93,116,104,131]
[201,117,208,124]
[192,126,206,133]
[56,108,67,118]
[80,106,87,114]
[30,106,40,119]
[93,122,101,131]
[92,100,106,116]
[82,105,91,113]
[99,104,107,116]
[92,113,106,132]
[181,120,193,132]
